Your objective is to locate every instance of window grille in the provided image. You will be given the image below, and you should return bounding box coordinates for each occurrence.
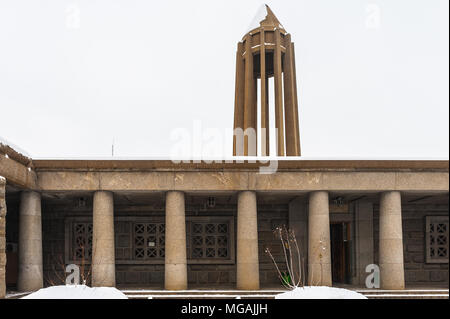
[426,216,449,263]
[66,216,234,265]
[72,222,93,261]
[133,223,165,260]
[190,222,230,260]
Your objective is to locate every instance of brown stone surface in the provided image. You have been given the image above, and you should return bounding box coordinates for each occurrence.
[36,170,448,193]
[0,155,37,189]
[32,159,449,170]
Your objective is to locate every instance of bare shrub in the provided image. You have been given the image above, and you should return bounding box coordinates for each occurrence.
[265,225,306,289]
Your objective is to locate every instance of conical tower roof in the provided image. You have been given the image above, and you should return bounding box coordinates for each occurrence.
[247,4,285,33]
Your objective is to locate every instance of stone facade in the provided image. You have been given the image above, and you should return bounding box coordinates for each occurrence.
[40,196,288,289]
[374,204,449,287]
[0,177,6,298]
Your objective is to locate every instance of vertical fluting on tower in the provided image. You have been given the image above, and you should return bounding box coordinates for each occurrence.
[233,5,301,157]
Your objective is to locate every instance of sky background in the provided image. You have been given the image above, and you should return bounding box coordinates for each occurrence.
[0,0,448,159]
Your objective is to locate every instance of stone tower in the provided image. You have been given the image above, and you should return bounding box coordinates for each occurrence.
[233,5,301,156]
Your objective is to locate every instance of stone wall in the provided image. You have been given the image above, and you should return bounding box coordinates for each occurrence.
[374,203,449,288]
[258,206,289,288]
[0,177,6,298]
[41,196,288,289]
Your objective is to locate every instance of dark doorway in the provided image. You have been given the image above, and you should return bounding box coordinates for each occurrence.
[330,222,351,284]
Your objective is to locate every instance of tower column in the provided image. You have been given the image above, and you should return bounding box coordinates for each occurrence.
[92,191,115,287]
[307,191,332,286]
[260,28,270,156]
[233,42,245,156]
[165,191,187,290]
[243,34,256,156]
[274,28,285,156]
[236,191,260,290]
[283,34,300,156]
[379,191,405,289]
[17,191,43,292]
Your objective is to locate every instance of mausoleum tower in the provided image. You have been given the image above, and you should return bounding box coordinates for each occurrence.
[233,5,301,156]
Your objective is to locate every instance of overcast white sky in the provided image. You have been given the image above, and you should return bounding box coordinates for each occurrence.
[0,0,448,159]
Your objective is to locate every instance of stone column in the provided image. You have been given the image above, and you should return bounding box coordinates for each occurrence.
[92,191,115,287]
[17,191,43,292]
[236,191,259,290]
[0,177,6,298]
[165,191,187,290]
[308,191,332,286]
[379,191,405,289]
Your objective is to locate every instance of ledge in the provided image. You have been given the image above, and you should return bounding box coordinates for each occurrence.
[31,159,449,172]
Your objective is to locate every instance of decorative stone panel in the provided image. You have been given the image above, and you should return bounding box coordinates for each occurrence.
[426,216,449,263]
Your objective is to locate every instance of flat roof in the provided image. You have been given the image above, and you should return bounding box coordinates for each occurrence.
[32,159,449,171]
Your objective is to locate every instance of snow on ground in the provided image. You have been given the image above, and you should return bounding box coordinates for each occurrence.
[22,285,128,299]
[275,287,367,299]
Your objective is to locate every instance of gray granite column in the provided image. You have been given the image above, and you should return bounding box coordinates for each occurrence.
[308,191,332,286]
[236,191,260,290]
[379,191,405,289]
[165,191,187,290]
[92,191,116,287]
[17,191,43,292]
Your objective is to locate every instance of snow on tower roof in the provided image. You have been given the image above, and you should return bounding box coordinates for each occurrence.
[247,4,285,33]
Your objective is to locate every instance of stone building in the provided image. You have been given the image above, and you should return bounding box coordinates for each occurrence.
[0,6,448,297]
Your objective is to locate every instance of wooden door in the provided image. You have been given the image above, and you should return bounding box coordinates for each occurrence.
[330,223,345,283]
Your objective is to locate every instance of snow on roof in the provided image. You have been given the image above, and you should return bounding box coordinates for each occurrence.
[0,136,33,166]
[0,136,31,158]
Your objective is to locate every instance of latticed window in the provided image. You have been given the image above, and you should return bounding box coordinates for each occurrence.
[426,216,449,263]
[72,222,93,261]
[190,222,230,260]
[66,216,234,265]
[133,223,165,260]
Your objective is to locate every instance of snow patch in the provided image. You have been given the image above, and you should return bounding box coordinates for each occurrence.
[22,285,128,299]
[275,287,367,299]
[0,136,31,158]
